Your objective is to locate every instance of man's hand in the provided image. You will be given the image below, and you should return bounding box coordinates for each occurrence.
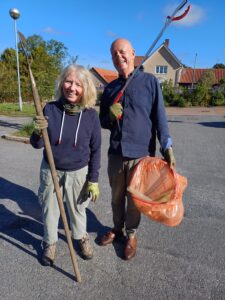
[164,147,176,168]
[109,103,123,121]
[86,182,100,203]
[33,115,48,135]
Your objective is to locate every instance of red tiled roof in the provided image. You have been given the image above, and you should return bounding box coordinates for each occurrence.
[134,56,144,67]
[180,68,225,84]
[91,67,118,83]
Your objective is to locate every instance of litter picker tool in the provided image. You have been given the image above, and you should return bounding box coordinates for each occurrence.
[113,0,191,104]
[18,31,81,283]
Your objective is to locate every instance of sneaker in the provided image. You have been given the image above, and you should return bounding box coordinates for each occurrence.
[41,242,56,266]
[78,235,93,260]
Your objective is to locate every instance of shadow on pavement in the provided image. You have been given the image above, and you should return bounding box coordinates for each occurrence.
[0,234,76,281]
[168,120,183,123]
[0,177,111,273]
[0,120,23,130]
[0,177,41,220]
[198,121,225,128]
[0,177,44,264]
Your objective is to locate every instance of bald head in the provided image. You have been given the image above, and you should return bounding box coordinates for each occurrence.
[110,38,134,53]
[110,38,135,78]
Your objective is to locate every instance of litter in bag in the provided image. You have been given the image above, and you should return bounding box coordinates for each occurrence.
[127,156,188,227]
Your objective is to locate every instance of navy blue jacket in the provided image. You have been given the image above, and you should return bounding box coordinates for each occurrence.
[30,100,101,182]
[99,70,172,158]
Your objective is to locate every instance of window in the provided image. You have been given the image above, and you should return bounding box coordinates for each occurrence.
[156,65,168,74]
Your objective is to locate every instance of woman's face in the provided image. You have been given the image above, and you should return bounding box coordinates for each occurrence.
[62,71,83,103]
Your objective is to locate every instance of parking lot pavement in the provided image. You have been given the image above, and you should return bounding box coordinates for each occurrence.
[166,106,225,116]
[0,113,225,300]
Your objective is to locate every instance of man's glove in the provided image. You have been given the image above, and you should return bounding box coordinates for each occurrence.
[87,182,100,203]
[33,115,48,135]
[164,147,176,168]
[109,103,123,121]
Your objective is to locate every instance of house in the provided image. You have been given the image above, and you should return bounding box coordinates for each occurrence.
[136,39,183,86]
[179,68,225,89]
[90,67,118,92]
[90,40,225,90]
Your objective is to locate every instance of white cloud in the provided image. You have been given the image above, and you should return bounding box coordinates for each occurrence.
[164,4,205,27]
[106,31,117,38]
[43,27,59,34]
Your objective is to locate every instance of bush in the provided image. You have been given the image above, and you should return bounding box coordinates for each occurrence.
[176,97,186,107]
[211,90,225,106]
[162,80,176,106]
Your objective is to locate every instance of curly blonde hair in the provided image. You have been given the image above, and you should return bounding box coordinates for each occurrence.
[55,64,97,108]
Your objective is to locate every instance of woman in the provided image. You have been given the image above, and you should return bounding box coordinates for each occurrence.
[30,64,101,264]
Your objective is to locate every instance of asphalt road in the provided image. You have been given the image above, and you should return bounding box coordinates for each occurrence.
[0,113,225,300]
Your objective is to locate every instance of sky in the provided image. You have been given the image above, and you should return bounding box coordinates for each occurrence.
[0,0,225,71]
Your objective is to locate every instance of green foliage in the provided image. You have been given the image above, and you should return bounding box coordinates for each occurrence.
[14,121,34,137]
[67,55,79,65]
[161,70,225,107]
[0,48,17,65]
[0,34,69,104]
[210,79,225,106]
[162,80,189,107]
[162,79,175,106]
[211,90,225,106]
[0,102,36,116]
[199,70,215,86]
[191,71,215,106]
[213,63,225,69]
[219,78,225,85]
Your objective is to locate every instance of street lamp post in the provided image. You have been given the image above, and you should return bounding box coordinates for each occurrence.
[9,8,23,111]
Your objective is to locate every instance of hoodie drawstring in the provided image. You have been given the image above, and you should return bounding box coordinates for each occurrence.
[57,110,66,145]
[73,110,82,148]
[56,110,82,148]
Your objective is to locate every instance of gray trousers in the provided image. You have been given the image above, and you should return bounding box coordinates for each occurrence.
[38,159,90,244]
[107,154,142,236]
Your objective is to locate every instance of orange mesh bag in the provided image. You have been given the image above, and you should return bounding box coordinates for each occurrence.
[127,156,188,227]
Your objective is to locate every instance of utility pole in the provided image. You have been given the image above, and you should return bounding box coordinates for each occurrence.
[191,53,197,90]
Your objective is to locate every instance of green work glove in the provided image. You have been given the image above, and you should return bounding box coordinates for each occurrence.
[87,182,100,203]
[33,115,48,135]
[109,103,123,121]
[164,147,176,168]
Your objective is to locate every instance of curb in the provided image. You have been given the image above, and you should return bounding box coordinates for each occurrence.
[1,134,30,144]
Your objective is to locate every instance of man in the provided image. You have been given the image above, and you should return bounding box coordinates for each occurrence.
[99,38,175,260]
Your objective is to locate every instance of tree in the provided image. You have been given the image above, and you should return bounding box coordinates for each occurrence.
[46,39,68,68]
[0,48,19,102]
[213,63,225,69]
[192,71,215,106]
[67,55,79,65]
[0,34,69,103]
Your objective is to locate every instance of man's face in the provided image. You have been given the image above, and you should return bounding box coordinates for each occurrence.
[111,39,135,77]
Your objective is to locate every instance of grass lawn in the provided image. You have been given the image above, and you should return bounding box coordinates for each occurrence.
[0,102,35,137]
[0,102,36,117]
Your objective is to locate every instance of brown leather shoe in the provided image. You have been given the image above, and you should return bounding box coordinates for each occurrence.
[100,229,123,246]
[124,236,137,260]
